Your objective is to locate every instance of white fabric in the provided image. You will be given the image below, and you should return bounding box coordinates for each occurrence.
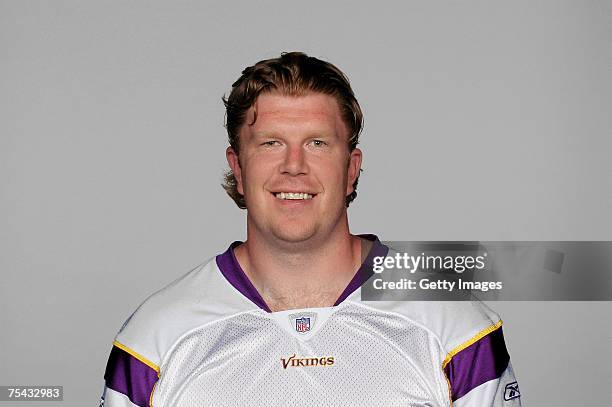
[101,387,140,407]
[454,363,522,407]
[103,256,521,406]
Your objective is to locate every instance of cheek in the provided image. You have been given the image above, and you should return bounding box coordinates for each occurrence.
[241,161,273,193]
[319,161,350,189]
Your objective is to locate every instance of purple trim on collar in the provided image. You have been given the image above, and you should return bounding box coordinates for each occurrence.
[216,241,272,312]
[334,234,389,306]
[215,234,388,312]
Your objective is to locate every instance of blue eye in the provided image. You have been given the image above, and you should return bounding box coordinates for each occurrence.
[311,140,327,147]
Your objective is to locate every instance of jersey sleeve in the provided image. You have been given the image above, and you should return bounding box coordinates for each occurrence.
[443,322,522,406]
[100,341,160,407]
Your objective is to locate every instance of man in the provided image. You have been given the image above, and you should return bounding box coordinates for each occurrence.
[101,52,521,406]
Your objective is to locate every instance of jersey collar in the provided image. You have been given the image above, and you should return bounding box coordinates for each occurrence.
[215,234,389,312]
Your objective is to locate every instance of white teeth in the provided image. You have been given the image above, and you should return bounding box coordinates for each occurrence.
[275,192,314,200]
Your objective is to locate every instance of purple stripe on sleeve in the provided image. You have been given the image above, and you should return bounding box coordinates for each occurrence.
[104,345,158,407]
[444,326,510,401]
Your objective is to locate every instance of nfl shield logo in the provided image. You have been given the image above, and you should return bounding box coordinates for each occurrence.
[295,317,311,333]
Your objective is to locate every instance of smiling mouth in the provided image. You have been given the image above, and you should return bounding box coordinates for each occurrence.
[273,192,315,200]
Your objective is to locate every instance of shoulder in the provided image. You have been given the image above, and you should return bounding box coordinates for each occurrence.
[359,300,502,354]
[112,256,257,368]
[358,242,502,353]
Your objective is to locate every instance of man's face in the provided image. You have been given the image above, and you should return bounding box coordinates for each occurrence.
[226,92,362,245]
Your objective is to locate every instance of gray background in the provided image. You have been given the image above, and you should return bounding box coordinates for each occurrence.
[1,1,611,405]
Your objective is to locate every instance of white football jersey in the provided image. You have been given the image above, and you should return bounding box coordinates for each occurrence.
[101,235,521,406]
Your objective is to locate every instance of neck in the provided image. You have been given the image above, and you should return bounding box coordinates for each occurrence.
[234,222,365,311]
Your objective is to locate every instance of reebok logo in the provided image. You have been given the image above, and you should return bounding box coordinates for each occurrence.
[504,382,520,401]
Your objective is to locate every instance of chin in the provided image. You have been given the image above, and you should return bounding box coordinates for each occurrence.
[270,225,318,244]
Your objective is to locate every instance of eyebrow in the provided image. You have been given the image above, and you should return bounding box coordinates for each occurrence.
[250,129,337,139]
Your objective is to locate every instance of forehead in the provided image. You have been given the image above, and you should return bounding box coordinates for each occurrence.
[243,92,348,138]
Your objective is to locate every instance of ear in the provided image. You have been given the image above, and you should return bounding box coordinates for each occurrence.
[226,146,244,195]
[346,148,362,195]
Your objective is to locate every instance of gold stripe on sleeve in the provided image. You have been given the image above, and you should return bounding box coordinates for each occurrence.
[113,340,161,375]
[442,319,503,369]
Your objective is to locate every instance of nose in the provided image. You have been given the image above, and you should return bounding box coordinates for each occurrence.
[279,144,308,176]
